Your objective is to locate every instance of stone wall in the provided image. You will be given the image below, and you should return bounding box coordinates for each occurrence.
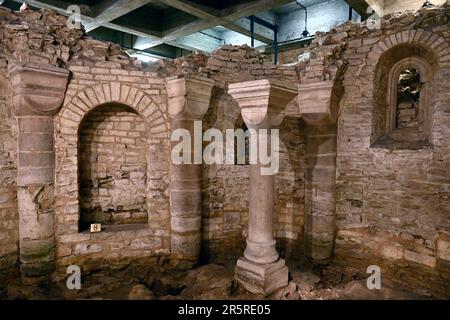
[0,63,18,275]
[283,3,450,297]
[275,117,305,258]
[327,5,450,297]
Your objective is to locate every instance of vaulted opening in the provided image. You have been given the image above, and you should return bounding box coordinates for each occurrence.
[78,103,148,231]
[372,44,436,149]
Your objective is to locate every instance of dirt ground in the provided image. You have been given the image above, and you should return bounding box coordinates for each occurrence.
[1,257,431,300]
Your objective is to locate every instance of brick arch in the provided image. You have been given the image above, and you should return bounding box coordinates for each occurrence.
[362,29,450,146]
[60,83,169,136]
[367,29,450,68]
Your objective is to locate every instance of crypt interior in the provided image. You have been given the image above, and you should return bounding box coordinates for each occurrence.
[0,0,449,300]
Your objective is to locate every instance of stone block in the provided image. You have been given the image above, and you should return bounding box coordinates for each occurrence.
[404,250,437,268]
[304,232,335,261]
[437,239,450,261]
[74,243,102,255]
[235,258,288,296]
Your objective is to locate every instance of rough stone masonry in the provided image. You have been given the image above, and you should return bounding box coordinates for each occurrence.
[0,2,449,298]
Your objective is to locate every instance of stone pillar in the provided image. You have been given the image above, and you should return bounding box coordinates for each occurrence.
[299,80,340,262]
[9,64,69,284]
[166,75,214,267]
[229,79,297,296]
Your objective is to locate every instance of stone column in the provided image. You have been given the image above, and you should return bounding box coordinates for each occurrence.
[166,75,214,267]
[9,64,69,284]
[299,80,340,262]
[229,79,297,296]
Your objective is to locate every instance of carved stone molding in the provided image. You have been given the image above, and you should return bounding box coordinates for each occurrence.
[166,75,215,120]
[298,80,342,125]
[9,63,69,116]
[228,79,298,129]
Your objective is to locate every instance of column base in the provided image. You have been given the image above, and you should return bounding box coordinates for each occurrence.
[235,257,288,296]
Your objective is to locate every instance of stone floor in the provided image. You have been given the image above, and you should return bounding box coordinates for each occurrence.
[1,259,431,300]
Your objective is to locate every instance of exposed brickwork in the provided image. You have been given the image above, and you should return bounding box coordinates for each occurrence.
[79,104,148,227]
[54,78,171,268]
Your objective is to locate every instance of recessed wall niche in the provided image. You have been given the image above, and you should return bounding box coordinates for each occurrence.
[78,103,148,231]
[372,44,436,149]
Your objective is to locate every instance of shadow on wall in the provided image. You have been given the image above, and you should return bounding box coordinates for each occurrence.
[275,116,306,261]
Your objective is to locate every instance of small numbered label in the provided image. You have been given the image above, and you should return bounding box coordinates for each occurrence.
[90,223,102,233]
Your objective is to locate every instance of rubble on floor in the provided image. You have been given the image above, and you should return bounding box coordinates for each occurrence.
[0,263,432,300]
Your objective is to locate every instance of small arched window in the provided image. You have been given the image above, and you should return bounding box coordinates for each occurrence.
[372,44,437,149]
[384,56,432,146]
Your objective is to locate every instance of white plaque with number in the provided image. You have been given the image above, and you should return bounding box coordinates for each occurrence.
[90,223,102,233]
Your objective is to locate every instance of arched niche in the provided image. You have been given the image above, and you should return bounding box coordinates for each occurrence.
[78,102,149,231]
[372,44,438,149]
[54,82,170,240]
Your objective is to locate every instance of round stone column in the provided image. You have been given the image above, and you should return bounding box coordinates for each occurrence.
[244,131,279,264]
[229,79,297,296]
[9,64,69,284]
[166,75,214,267]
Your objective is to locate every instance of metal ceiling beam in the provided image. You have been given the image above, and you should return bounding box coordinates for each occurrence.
[156,0,287,44]
[345,0,372,19]
[9,0,290,54]
[136,0,291,50]
[84,0,155,32]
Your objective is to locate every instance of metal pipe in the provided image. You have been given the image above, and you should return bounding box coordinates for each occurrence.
[199,31,224,43]
[267,35,314,47]
[274,25,278,65]
[250,16,255,47]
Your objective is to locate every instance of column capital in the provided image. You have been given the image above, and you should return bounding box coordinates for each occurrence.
[9,63,69,116]
[166,75,215,120]
[298,80,342,125]
[228,79,298,129]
